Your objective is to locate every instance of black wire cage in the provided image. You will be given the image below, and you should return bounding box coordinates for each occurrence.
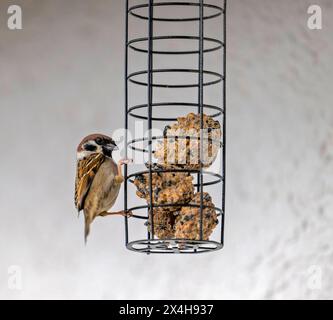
[124,0,226,254]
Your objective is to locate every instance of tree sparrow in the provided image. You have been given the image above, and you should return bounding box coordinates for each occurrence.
[75,134,132,242]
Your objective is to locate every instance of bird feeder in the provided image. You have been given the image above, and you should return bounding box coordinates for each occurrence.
[123,0,226,254]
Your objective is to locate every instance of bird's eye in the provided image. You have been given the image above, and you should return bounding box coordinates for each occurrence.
[95,138,103,145]
[85,144,97,152]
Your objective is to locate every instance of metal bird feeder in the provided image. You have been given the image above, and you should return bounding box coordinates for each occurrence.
[123,0,226,254]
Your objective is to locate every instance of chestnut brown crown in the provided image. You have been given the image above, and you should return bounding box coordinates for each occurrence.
[77,133,118,159]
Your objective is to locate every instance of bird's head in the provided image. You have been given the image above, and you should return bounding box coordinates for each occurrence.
[77,134,118,160]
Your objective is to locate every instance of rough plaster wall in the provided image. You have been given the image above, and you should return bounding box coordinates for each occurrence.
[0,0,332,299]
[228,0,333,299]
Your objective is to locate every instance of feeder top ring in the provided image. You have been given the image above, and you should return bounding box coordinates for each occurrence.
[128,2,224,22]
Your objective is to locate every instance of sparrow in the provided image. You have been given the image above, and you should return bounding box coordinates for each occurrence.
[74,133,132,242]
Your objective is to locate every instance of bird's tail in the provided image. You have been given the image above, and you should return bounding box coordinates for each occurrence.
[84,213,91,244]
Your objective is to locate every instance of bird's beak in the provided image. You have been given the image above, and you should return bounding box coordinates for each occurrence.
[108,142,118,151]
[102,142,118,158]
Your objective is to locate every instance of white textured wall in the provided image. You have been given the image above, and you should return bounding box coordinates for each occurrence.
[0,0,332,299]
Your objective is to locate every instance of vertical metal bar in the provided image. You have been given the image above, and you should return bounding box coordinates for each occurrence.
[124,0,129,245]
[148,0,154,241]
[198,0,204,241]
[221,0,227,245]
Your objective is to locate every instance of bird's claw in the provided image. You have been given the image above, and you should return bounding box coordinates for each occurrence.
[125,211,133,218]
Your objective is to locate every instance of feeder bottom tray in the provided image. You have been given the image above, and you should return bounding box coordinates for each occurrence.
[127,239,223,254]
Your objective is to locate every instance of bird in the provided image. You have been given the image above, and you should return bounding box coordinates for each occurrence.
[74,133,132,242]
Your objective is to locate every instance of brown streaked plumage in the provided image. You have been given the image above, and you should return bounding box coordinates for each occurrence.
[75,134,132,242]
[75,153,105,211]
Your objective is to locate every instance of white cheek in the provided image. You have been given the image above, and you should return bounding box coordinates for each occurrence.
[77,151,90,160]
[77,145,103,160]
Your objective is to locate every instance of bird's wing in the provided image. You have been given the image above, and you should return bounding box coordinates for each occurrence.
[75,153,105,211]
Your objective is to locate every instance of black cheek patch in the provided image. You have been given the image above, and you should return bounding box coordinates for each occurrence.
[85,144,97,152]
